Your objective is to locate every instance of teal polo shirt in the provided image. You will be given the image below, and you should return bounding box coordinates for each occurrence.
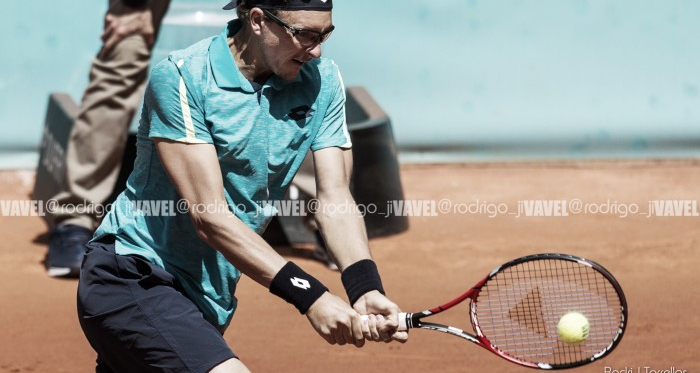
[94,19,352,332]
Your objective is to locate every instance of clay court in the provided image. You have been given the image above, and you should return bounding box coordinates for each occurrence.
[1,160,699,372]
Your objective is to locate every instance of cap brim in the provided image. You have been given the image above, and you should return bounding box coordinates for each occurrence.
[222,1,238,10]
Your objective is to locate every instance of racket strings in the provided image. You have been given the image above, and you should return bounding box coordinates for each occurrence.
[474,258,624,367]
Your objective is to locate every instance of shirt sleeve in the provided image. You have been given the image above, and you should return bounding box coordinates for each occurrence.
[310,62,352,151]
[145,58,213,144]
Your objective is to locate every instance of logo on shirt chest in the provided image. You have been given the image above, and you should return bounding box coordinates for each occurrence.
[287,105,315,121]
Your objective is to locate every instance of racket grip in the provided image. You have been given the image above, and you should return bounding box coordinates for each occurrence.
[360,313,409,331]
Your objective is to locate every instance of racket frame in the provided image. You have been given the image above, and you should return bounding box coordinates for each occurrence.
[398,253,627,370]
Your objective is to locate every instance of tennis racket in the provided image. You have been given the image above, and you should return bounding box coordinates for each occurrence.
[378,253,627,369]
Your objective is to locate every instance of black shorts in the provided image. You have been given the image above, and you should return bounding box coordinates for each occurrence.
[77,237,237,373]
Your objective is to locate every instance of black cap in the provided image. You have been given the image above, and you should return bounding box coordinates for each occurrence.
[223,0,333,11]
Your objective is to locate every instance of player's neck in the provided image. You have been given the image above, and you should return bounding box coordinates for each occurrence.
[228,29,272,84]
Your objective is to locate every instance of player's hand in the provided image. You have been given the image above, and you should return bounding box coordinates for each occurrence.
[305,292,365,348]
[99,2,155,58]
[353,290,409,343]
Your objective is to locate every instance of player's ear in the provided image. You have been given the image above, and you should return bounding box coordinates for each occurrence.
[248,7,264,35]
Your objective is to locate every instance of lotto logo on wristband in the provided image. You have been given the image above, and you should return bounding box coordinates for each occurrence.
[271,262,327,314]
[290,277,311,290]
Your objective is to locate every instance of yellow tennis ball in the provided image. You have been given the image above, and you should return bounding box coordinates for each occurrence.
[557,312,589,344]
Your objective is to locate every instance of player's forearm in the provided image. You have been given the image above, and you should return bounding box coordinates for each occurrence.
[154,139,287,288]
[192,207,333,316]
[314,190,372,271]
[191,209,286,287]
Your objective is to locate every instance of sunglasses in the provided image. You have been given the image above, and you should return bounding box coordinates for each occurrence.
[261,9,335,48]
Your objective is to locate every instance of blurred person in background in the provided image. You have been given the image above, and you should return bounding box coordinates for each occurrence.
[45,0,171,277]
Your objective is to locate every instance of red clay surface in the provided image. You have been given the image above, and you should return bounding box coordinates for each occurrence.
[1,160,699,372]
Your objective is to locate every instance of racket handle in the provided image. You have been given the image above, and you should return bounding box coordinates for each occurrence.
[359,312,409,331]
[398,312,408,330]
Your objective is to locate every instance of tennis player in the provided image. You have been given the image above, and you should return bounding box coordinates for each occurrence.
[76,0,407,372]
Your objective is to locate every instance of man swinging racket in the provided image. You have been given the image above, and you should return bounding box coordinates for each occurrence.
[77,0,407,372]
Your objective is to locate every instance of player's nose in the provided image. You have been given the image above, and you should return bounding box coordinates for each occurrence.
[305,43,322,59]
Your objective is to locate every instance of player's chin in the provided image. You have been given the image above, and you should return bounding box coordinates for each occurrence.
[277,60,304,81]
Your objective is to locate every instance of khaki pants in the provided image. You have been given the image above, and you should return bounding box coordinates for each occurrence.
[48,0,170,230]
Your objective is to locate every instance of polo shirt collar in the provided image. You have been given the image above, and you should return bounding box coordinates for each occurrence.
[209,19,302,92]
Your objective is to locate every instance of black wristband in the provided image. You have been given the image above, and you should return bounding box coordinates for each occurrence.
[341,259,385,306]
[269,262,328,314]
